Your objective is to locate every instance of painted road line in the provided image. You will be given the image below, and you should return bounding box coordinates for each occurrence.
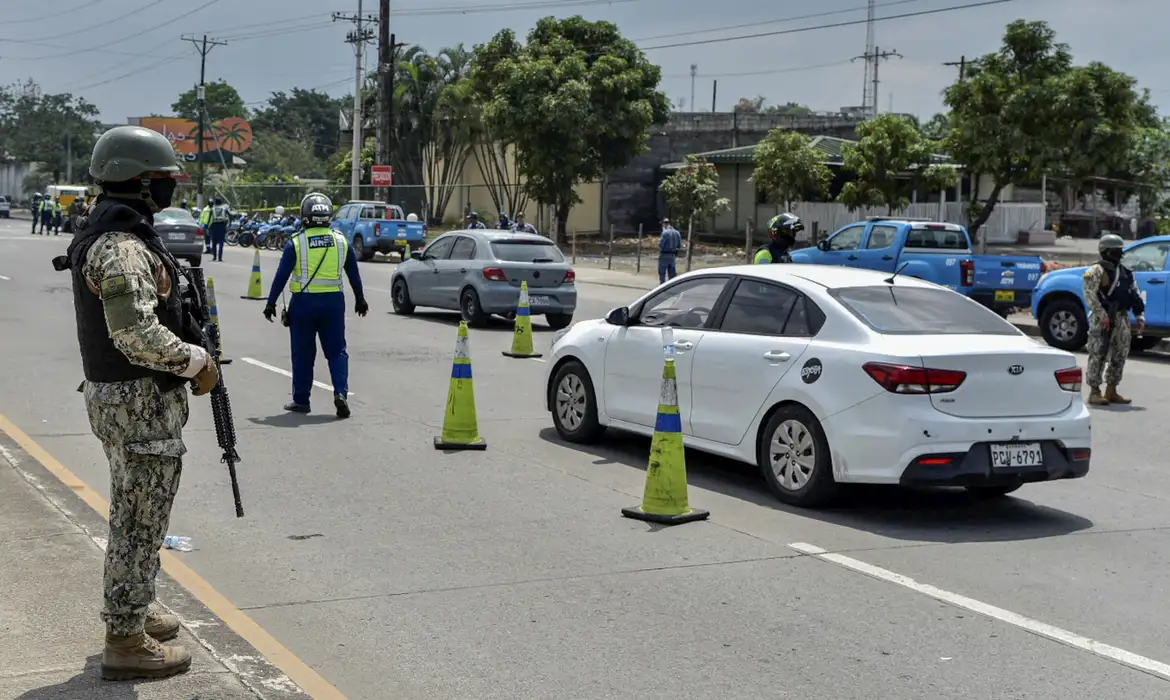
[0,274,9,280]
[241,357,353,395]
[0,412,349,700]
[788,542,1170,682]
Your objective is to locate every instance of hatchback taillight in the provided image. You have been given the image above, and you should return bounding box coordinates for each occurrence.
[562,269,575,284]
[960,259,974,286]
[1054,367,1082,392]
[482,267,507,281]
[863,362,966,394]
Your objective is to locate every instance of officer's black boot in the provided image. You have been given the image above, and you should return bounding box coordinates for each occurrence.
[334,393,350,419]
[283,402,310,413]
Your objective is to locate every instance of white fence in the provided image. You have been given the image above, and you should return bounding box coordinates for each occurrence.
[784,202,1046,244]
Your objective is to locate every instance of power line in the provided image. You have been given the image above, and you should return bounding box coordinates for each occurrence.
[7,0,116,24]
[639,0,1019,51]
[632,0,923,43]
[662,59,855,79]
[23,0,167,43]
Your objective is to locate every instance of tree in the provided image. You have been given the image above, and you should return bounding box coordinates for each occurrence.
[734,96,766,113]
[171,80,248,121]
[660,155,730,270]
[1125,119,1170,220]
[749,129,831,210]
[944,20,1151,234]
[0,79,100,183]
[251,88,346,162]
[473,16,671,239]
[734,97,813,116]
[240,133,324,181]
[837,114,958,213]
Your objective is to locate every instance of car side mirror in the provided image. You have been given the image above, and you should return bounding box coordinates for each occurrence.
[817,239,830,251]
[410,250,424,260]
[606,306,630,326]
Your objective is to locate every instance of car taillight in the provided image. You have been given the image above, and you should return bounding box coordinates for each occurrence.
[960,259,974,286]
[195,227,204,238]
[482,267,507,281]
[562,269,575,283]
[863,362,966,394]
[1054,367,1082,392]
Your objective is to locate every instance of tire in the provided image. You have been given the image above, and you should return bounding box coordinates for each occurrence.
[757,403,838,507]
[460,287,490,328]
[188,256,202,268]
[238,231,254,247]
[549,360,605,443]
[965,484,1021,499]
[391,277,415,315]
[545,312,573,330]
[226,230,239,246]
[353,235,374,262]
[1038,297,1087,351]
[1131,336,1162,354]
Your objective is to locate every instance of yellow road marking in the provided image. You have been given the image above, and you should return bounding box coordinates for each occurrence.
[0,413,348,700]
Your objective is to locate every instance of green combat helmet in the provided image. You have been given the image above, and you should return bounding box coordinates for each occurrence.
[89,125,181,183]
[1098,233,1125,255]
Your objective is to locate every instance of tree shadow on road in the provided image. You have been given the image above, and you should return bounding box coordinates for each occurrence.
[246,413,341,427]
[538,427,1094,545]
[13,654,139,699]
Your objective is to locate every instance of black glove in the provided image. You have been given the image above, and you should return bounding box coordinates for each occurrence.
[355,298,369,317]
[263,303,276,323]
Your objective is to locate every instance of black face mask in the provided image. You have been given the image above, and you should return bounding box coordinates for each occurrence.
[148,178,177,210]
[1103,249,1123,264]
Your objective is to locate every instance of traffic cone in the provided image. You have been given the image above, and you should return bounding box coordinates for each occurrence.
[622,329,708,525]
[434,321,486,451]
[241,249,264,300]
[502,280,542,359]
[205,277,231,365]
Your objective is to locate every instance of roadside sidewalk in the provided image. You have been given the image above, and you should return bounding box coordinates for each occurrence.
[0,430,312,699]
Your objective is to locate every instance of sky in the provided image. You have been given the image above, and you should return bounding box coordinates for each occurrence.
[2,0,1167,123]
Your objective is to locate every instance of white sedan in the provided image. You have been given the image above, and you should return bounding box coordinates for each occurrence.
[544,265,1091,508]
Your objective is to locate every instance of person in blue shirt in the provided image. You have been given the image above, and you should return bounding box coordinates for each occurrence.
[262,192,368,418]
[496,211,511,230]
[466,212,486,229]
[510,211,538,235]
[658,218,683,283]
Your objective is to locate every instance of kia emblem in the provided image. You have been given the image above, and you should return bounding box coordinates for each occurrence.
[1007,365,1024,375]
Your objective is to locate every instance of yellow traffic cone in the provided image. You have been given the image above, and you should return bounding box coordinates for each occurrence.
[502,280,542,359]
[622,329,708,525]
[241,249,264,300]
[434,321,486,450]
[206,277,231,365]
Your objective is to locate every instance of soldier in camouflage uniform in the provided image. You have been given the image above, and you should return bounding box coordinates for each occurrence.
[1083,234,1145,406]
[60,126,220,681]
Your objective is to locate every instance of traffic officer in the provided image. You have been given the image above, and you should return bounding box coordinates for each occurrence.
[30,193,43,234]
[209,197,230,261]
[52,197,63,234]
[198,199,213,254]
[263,193,368,417]
[466,211,486,229]
[754,212,803,264]
[510,211,538,235]
[1084,233,1145,405]
[38,194,53,234]
[658,218,682,283]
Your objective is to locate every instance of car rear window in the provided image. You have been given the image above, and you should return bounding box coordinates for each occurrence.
[829,285,1019,335]
[490,240,564,263]
[156,209,195,223]
[904,227,968,249]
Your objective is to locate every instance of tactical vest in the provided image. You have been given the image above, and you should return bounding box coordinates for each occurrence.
[58,199,195,390]
[212,205,229,223]
[291,228,347,294]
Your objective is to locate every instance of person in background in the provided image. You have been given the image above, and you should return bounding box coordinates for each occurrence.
[198,200,213,254]
[497,211,511,230]
[510,211,538,235]
[466,212,486,229]
[30,193,43,234]
[754,213,803,264]
[69,195,87,232]
[1084,234,1145,406]
[209,197,230,262]
[39,195,53,234]
[658,218,683,283]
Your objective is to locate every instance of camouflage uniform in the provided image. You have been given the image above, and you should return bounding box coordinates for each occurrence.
[1083,260,1142,400]
[80,232,205,637]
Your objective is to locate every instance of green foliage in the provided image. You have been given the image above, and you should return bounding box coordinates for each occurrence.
[331,144,376,182]
[838,115,958,213]
[659,156,730,230]
[1126,119,1170,218]
[171,80,248,121]
[749,129,831,208]
[733,96,813,116]
[0,79,100,182]
[472,16,671,236]
[250,88,346,162]
[238,133,325,182]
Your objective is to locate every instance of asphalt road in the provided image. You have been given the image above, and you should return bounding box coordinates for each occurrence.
[3,217,1170,699]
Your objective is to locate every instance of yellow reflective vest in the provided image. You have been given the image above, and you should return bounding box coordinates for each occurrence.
[199,206,212,226]
[291,227,348,294]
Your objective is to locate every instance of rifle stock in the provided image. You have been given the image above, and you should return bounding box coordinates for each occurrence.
[187,267,245,518]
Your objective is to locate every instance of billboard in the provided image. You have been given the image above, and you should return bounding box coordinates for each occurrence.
[134,116,254,165]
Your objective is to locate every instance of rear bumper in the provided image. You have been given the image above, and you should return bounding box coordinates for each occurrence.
[478,282,577,315]
[164,243,204,259]
[899,441,1090,487]
[372,236,424,255]
[969,288,1034,312]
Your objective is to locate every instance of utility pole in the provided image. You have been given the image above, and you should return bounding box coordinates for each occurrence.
[852,46,901,117]
[334,3,376,202]
[181,34,227,209]
[689,64,697,112]
[944,56,967,80]
[377,0,391,205]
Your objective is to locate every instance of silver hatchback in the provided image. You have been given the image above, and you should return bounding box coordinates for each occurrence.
[390,230,577,329]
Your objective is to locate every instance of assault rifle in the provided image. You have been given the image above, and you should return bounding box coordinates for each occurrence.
[185,267,245,518]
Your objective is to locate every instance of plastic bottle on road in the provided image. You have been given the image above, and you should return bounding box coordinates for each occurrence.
[163,535,193,552]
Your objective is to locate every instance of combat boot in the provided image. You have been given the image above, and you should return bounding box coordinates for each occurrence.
[1105,385,1132,404]
[1087,387,1109,405]
[145,608,181,642]
[101,632,191,681]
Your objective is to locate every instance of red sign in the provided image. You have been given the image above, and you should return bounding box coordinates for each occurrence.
[371,165,392,187]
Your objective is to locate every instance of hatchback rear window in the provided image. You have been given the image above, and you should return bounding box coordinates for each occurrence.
[829,285,1019,335]
[491,241,564,263]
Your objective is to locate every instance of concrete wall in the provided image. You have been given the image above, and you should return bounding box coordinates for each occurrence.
[0,162,36,202]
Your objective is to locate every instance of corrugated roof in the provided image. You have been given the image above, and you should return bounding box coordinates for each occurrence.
[661,135,954,171]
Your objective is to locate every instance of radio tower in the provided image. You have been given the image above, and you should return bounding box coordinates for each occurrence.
[860,0,876,115]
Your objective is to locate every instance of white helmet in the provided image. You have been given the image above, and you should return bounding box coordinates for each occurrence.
[274,205,286,216]
[406,213,418,222]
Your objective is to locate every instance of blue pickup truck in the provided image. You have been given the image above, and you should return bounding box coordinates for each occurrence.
[1031,235,1170,353]
[329,200,427,262]
[790,218,1044,315]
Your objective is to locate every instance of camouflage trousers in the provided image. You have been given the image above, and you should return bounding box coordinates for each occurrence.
[1085,312,1132,388]
[83,377,188,637]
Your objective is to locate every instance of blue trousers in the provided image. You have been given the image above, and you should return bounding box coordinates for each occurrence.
[288,292,348,407]
[658,254,678,283]
[210,223,227,259]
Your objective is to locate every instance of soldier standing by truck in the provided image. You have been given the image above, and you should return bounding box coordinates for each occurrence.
[1084,234,1145,406]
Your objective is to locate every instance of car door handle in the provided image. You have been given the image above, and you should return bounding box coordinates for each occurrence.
[674,341,694,351]
[1148,279,1165,284]
[881,255,894,260]
[763,351,790,361]
[847,255,858,260]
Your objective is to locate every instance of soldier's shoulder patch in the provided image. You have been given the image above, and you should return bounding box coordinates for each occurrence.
[99,274,136,299]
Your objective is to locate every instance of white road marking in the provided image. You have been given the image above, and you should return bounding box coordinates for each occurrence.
[0,274,9,280]
[789,542,1170,681]
[240,357,353,395]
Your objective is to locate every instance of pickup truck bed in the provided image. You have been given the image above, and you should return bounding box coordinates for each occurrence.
[330,200,427,261]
